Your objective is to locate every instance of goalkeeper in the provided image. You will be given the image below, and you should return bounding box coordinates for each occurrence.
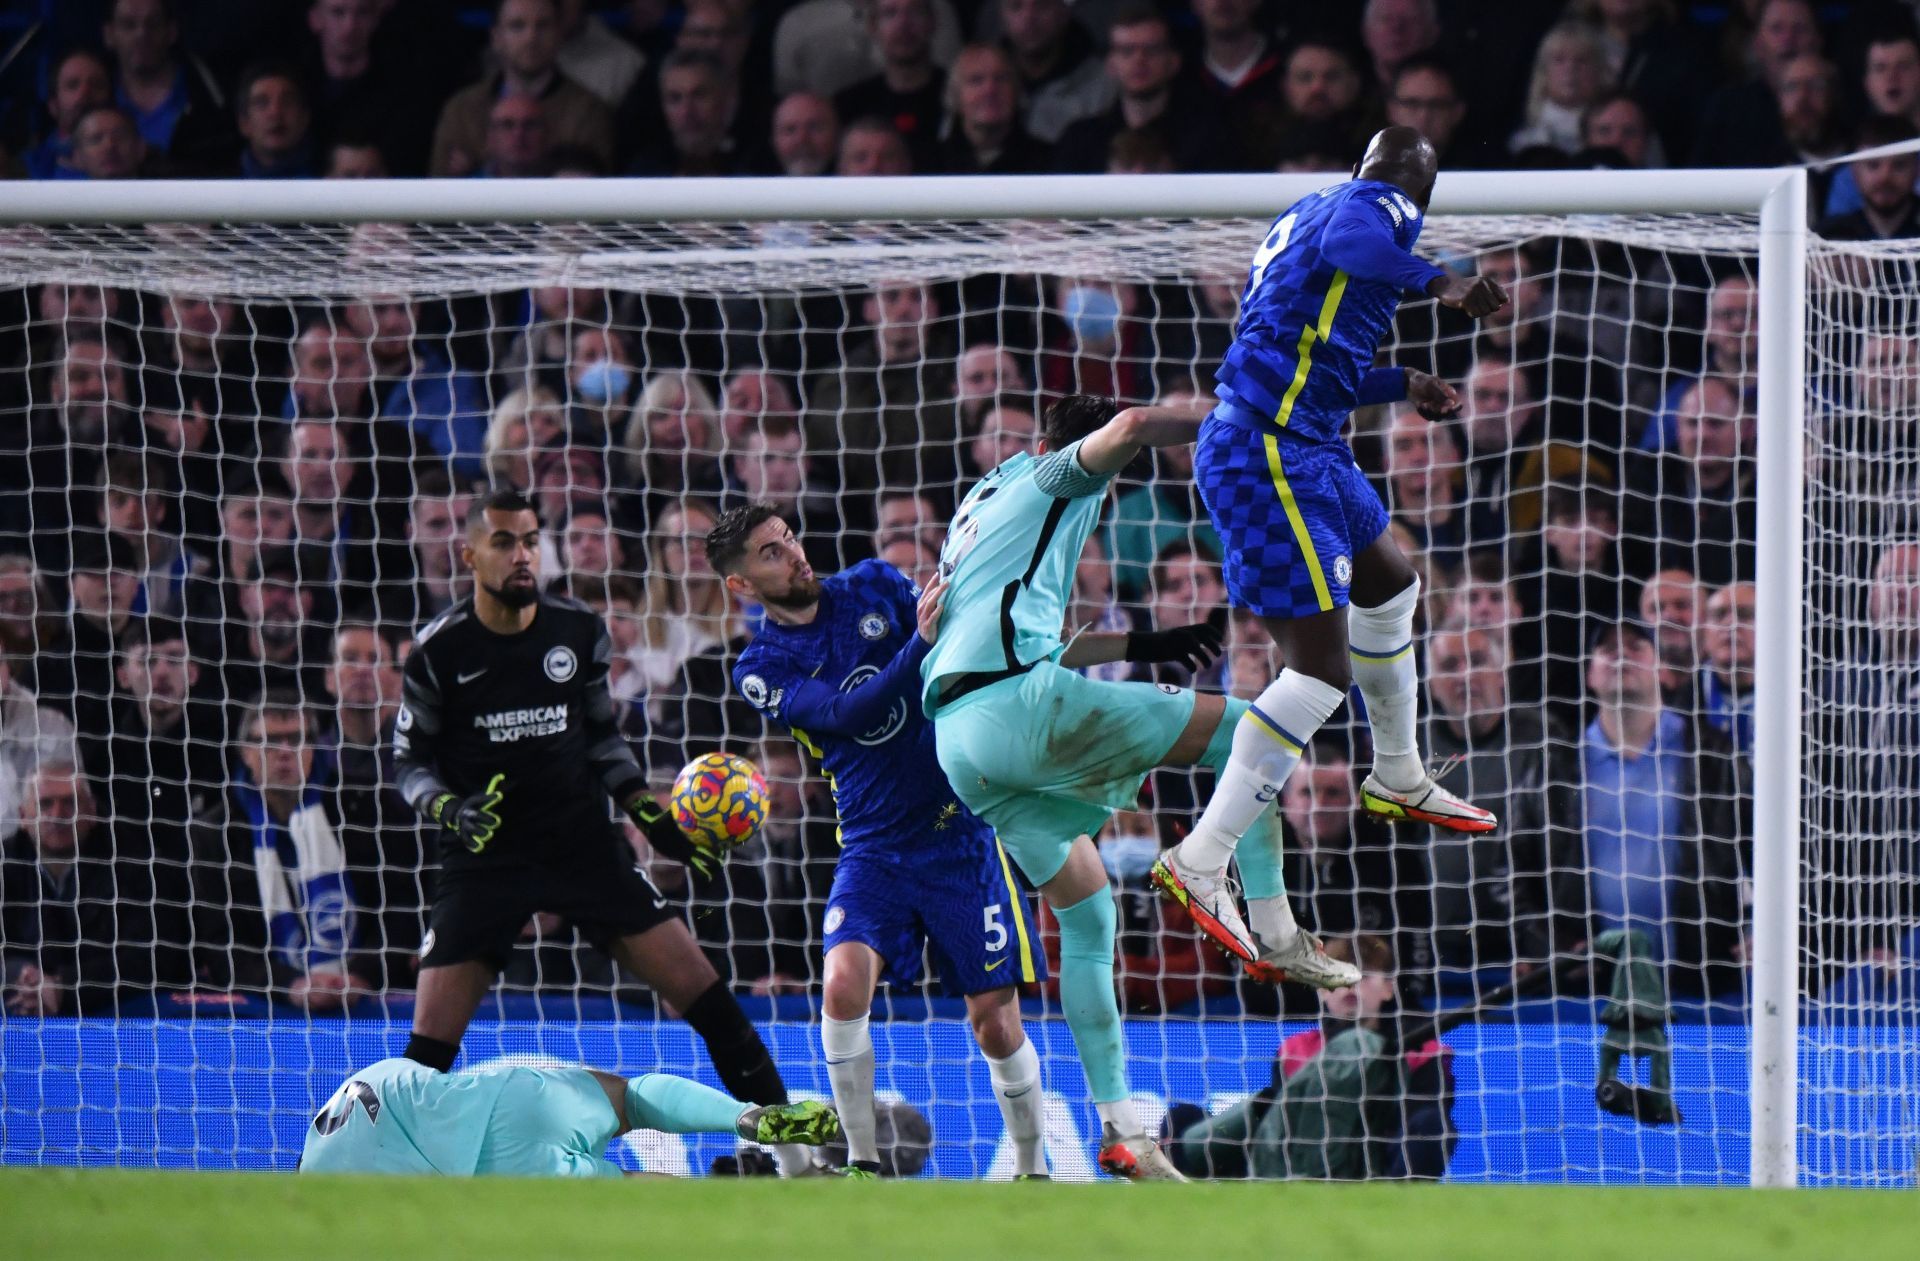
[392,489,814,1175]
[299,1056,838,1178]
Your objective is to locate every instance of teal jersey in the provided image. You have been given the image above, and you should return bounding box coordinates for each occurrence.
[299,1058,511,1176]
[922,440,1113,715]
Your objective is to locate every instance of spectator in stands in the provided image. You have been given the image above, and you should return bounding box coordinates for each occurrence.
[24,48,112,180]
[835,114,914,174]
[324,133,388,177]
[937,43,1046,174]
[962,394,1037,483]
[722,418,841,569]
[1527,481,1635,713]
[1693,0,1823,168]
[479,384,557,487]
[1509,22,1611,157]
[230,61,316,178]
[345,296,490,479]
[1454,355,1542,550]
[1699,581,1755,757]
[719,369,802,447]
[0,555,57,666]
[1580,91,1661,168]
[998,0,1111,145]
[1092,807,1237,1014]
[95,448,199,621]
[1641,274,1756,452]
[1630,375,1756,585]
[1561,621,1748,996]
[1446,548,1545,709]
[378,471,473,631]
[955,342,1030,434]
[1060,535,1132,684]
[0,650,76,843]
[554,0,644,107]
[2,762,177,1015]
[476,93,554,177]
[497,282,608,390]
[561,503,630,587]
[806,280,959,498]
[878,535,940,591]
[1385,58,1468,164]
[562,325,639,436]
[1278,38,1367,137]
[1361,0,1444,97]
[635,499,732,701]
[222,543,331,704]
[1570,0,1710,161]
[68,104,148,179]
[1183,0,1281,115]
[195,478,296,653]
[91,615,219,843]
[41,532,141,741]
[836,0,944,171]
[100,0,231,172]
[1038,275,1154,402]
[622,370,726,520]
[1383,407,1466,569]
[1639,567,1706,710]
[431,0,612,177]
[191,690,374,1007]
[768,91,839,176]
[277,417,378,586]
[324,622,422,983]
[1699,44,1844,168]
[1054,4,1217,173]
[158,291,253,418]
[1820,115,1920,241]
[1133,541,1227,692]
[1107,387,1221,602]
[1823,28,1920,220]
[635,50,745,176]
[1421,625,1564,978]
[302,0,434,175]
[284,319,371,423]
[639,0,774,164]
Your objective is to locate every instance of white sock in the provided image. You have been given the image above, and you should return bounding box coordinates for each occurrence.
[1179,670,1347,874]
[1350,579,1424,792]
[774,1143,814,1175]
[985,1040,1045,1176]
[1248,894,1301,953]
[821,1013,878,1166]
[1095,1097,1143,1138]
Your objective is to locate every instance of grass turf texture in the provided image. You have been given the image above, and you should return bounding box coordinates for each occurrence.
[3,1169,1903,1261]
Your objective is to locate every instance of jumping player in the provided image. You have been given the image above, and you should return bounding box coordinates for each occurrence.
[705,503,1050,1179]
[392,488,815,1176]
[1154,126,1511,975]
[299,1055,838,1178]
[922,393,1319,1182]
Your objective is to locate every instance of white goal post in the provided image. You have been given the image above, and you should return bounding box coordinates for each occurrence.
[0,169,1813,1185]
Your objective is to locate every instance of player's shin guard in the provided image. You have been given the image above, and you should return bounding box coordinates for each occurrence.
[985,1040,1046,1177]
[1179,670,1346,874]
[1349,578,1423,792]
[682,980,810,1176]
[624,1073,752,1134]
[821,1013,880,1168]
[1054,888,1129,1108]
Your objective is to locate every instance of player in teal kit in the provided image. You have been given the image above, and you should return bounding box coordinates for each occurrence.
[1155,127,1513,976]
[298,1056,837,1178]
[923,393,1336,1180]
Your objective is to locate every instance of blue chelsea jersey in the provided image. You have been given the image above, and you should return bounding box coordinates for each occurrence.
[733,559,985,856]
[1214,178,1447,445]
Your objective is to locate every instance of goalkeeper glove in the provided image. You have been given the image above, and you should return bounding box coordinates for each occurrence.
[626,794,721,881]
[1125,607,1228,672]
[427,773,506,854]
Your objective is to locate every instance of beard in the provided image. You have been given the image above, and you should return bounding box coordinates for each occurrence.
[760,575,822,609]
[484,578,539,609]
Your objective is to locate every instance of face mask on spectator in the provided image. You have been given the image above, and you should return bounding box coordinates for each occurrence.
[573,360,631,404]
[1062,286,1120,344]
[1100,832,1160,884]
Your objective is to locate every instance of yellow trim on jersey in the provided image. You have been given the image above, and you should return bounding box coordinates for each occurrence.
[994,838,1037,984]
[1273,269,1351,428]
[1262,435,1335,612]
[787,725,845,845]
[788,725,824,758]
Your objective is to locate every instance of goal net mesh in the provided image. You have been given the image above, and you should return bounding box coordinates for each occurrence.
[0,208,1910,1185]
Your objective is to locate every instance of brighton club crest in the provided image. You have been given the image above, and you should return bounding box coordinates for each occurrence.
[543,645,578,682]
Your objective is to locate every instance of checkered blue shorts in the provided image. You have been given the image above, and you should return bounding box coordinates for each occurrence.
[1193,412,1389,620]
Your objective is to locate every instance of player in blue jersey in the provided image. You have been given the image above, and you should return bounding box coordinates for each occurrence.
[704,503,1051,1180]
[1155,127,1513,975]
[298,1055,837,1178]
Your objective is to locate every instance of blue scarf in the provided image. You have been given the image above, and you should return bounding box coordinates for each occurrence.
[233,750,358,975]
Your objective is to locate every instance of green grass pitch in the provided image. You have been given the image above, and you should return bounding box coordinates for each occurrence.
[3,1170,1906,1261]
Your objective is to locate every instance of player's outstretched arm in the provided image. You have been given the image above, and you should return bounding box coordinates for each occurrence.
[1073,396,1216,476]
[1426,272,1509,319]
[1060,607,1227,672]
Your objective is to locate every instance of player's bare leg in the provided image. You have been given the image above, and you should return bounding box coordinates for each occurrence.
[608,921,816,1176]
[1155,622,1360,989]
[1038,838,1184,1182]
[407,961,496,1068]
[821,941,885,1176]
[963,984,1047,1178]
[1348,532,1497,834]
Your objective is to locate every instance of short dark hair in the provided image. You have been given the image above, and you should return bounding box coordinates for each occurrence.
[704,501,784,575]
[235,60,308,115]
[243,688,312,741]
[1857,111,1920,152]
[1108,1,1169,38]
[118,615,187,659]
[466,486,541,531]
[1389,55,1459,99]
[1040,393,1118,449]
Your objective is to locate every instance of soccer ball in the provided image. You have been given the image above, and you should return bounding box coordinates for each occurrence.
[669,752,770,851]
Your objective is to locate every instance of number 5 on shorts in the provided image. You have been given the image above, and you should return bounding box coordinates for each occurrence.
[983,904,1008,952]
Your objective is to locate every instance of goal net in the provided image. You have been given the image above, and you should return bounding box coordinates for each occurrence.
[0,181,1907,1185]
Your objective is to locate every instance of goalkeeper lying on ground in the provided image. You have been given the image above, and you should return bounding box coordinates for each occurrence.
[298,1057,838,1178]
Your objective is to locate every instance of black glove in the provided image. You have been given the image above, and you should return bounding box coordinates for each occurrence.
[626,794,720,880]
[1125,606,1228,672]
[426,773,505,854]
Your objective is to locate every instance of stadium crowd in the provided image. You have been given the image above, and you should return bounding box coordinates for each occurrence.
[0,0,1918,1026]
